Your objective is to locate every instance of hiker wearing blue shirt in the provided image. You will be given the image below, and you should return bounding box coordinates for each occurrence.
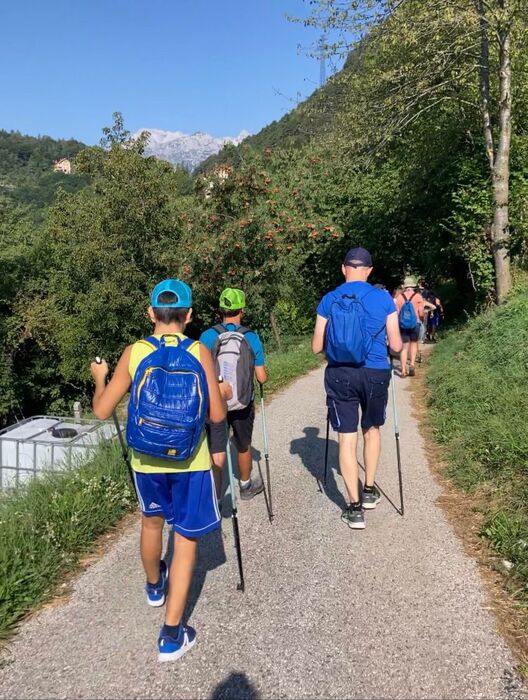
[312,247,402,530]
[200,288,267,502]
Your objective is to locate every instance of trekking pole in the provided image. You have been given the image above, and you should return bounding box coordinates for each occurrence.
[323,412,330,486]
[95,357,138,501]
[259,383,274,522]
[225,423,245,592]
[390,357,404,516]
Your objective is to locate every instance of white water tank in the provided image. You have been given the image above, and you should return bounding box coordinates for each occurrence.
[0,415,119,489]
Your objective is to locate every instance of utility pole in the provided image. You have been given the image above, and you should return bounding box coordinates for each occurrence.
[319,34,326,87]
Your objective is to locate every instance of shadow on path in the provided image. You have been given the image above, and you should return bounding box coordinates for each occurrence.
[209,672,260,700]
[290,427,347,510]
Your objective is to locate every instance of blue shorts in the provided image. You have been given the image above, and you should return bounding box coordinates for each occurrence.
[132,469,221,539]
[400,325,420,342]
[325,366,391,433]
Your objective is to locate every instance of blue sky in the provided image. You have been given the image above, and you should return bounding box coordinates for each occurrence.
[0,0,341,144]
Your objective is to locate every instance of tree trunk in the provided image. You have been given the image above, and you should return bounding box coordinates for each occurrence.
[476,0,512,303]
[492,4,513,303]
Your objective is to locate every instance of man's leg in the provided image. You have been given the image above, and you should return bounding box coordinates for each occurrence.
[363,427,381,487]
[164,534,197,626]
[338,431,360,503]
[140,514,165,584]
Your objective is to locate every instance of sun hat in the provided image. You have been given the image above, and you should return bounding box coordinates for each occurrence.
[150,279,192,308]
[219,288,246,311]
[403,275,418,288]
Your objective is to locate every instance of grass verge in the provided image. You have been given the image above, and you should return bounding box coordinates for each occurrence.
[264,335,323,396]
[0,335,320,639]
[0,442,136,640]
[427,286,528,609]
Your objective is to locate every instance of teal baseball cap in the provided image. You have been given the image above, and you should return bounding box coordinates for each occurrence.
[150,279,192,308]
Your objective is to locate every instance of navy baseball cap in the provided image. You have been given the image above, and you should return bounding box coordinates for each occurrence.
[150,279,192,308]
[343,247,373,268]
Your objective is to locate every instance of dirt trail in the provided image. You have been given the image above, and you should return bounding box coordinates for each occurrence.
[0,366,526,699]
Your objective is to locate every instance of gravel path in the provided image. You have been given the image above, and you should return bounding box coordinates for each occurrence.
[0,366,526,700]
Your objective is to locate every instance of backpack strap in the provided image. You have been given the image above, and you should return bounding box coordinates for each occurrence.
[237,326,252,335]
[212,324,227,335]
[178,337,195,351]
[140,335,160,350]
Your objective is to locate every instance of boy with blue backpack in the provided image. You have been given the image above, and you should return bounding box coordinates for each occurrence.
[395,276,424,377]
[90,279,227,663]
[312,248,402,529]
[200,288,268,502]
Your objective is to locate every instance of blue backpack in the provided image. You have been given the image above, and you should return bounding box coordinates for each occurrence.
[126,335,209,462]
[325,291,380,365]
[399,292,418,330]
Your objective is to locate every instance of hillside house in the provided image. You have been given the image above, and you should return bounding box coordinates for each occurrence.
[53,158,71,174]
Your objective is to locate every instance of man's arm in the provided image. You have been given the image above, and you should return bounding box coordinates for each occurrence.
[386,311,403,355]
[312,314,328,354]
[90,346,133,420]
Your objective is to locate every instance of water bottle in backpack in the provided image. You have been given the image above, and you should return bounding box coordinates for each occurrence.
[127,335,209,461]
[399,292,418,330]
[211,325,255,411]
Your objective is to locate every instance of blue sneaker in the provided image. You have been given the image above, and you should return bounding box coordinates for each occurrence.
[145,560,168,608]
[158,625,196,663]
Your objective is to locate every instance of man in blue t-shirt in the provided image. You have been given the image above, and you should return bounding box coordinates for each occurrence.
[200,288,267,502]
[312,247,402,530]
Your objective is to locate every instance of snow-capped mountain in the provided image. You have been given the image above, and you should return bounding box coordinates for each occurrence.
[133,128,249,171]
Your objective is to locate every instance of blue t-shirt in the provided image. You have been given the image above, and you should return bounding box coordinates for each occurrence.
[199,323,266,366]
[317,281,396,369]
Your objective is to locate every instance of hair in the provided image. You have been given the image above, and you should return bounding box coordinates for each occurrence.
[220,308,243,319]
[152,291,189,324]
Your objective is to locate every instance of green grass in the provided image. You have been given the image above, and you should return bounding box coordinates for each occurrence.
[264,335,323,396]
[0,442,136,639]
[427,287,528,597]
[0,334,320,638]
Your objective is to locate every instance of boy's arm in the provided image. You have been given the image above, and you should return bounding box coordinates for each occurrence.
[199,343,227,424]
[312,314,327,354]
[252,333,267,384]
[90,346,133,420]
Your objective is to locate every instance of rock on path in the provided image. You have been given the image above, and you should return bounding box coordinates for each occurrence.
[0,366,526,700]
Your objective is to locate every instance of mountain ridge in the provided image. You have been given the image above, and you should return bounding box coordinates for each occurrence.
[133,127,250,171]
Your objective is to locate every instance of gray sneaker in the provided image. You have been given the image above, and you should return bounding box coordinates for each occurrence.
[341,504,365,530]
[240,476,264,501]
[362,486,381,510]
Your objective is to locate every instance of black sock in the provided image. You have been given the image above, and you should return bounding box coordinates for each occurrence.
[363,485,374,493]
[162,623,181,639]
[350,500,361,509]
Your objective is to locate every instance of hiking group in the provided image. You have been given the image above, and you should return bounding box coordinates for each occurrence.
[89,246,441,662]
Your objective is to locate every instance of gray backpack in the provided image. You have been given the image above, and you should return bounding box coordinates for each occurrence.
[211,324,255,411]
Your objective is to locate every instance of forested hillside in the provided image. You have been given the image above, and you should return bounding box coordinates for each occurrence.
[0,130,87,212]
[1,0,527,426]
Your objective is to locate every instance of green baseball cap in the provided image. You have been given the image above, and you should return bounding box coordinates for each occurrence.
[219,288,246,310]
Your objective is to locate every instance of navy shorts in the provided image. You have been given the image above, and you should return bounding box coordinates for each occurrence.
[207,402,255,454]
[400,325,420,342]
[132,469,221,538]
[325,366,391,433]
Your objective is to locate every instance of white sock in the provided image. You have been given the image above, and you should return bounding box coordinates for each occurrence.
[240,479,251,489]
